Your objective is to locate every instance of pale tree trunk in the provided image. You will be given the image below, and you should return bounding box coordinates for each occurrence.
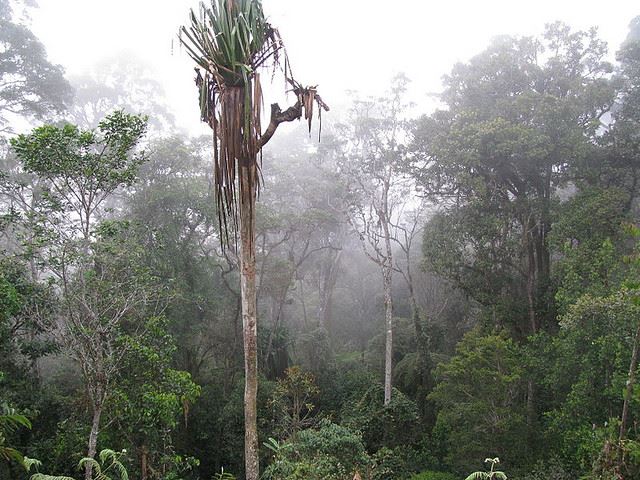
[381,181,394,406]
[239,164,259,480]
[382,262,393,405]
[85,403,102,480]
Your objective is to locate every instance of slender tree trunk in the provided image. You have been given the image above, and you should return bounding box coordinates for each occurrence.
[379,175,394,406]
[239,164,259,480]
[318,250,342,334]
[526,239,537,335]
[141,445,149,480]
[526,379,536,423]
[524,226,538,436]
[381,194,394,405]
[85,403,102,480]
[403,249,424,378]
[383,263,393,405]
[620,322,640,442]
[299,279,309,327]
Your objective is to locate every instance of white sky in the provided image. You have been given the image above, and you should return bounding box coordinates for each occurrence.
[30,1,639,135]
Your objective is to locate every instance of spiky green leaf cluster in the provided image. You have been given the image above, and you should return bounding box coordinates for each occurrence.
[179,0,282,86]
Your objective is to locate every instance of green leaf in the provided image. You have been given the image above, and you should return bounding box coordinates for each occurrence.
[464,473,488,480]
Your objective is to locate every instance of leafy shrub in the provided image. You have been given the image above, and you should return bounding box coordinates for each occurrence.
[410,471,457,480]
[315,363,375,419]
[371,447,411,480]
[521,456,574,480]
[370,443,439,480]
[341,384,419,452]
[270,366,319,438]
[262,419,371,480]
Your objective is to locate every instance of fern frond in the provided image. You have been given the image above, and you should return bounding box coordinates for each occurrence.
[30,474,76,480]
[263,437,280,453]
[112,460,128,480]
[0,446,24,464]
[465,473,488,480]
[99,449,117,464]
[0,413,32,432]
[23,456,43,472]
[78,457,101,475]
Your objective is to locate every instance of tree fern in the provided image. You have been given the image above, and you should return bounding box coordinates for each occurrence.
[464,458,507,480]
[0,445,24,464]
[21,455,74,480]
[78,449,128,480]
[26,448,129,480]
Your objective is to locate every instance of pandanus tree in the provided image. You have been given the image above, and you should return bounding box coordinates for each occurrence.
[179,1,328,478]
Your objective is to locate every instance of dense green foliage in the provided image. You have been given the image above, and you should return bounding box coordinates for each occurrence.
[409,472,456,480]
[262,420,370,480]
[429,332,527,474]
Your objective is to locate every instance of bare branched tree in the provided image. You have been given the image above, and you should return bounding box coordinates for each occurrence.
[338,75,413,405]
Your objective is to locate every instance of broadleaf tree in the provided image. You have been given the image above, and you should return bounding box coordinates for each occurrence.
[0,0,73,134]
[10,112,155,480]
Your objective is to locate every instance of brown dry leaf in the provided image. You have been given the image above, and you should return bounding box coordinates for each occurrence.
[302,87,317,133]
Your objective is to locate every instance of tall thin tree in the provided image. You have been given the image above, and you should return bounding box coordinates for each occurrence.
[179,2,327,478]
[337,75,411,405]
